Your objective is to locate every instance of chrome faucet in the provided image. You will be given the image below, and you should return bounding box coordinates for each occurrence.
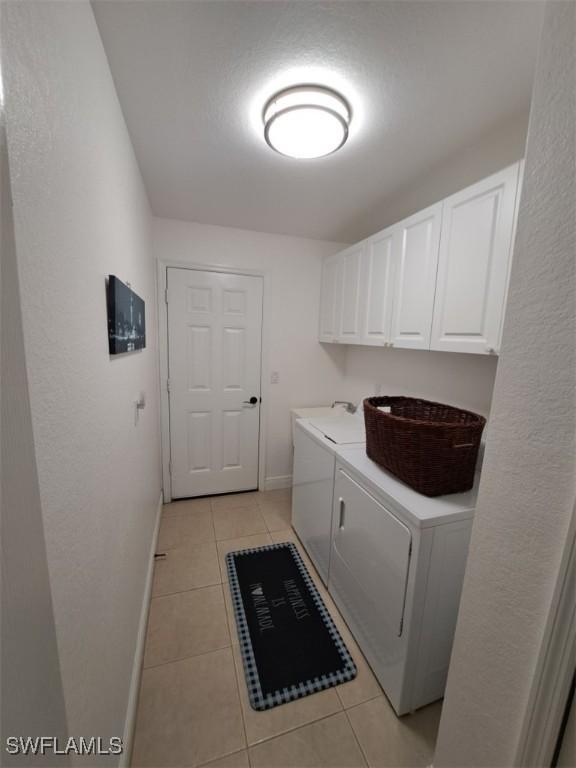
[332,400,357,414]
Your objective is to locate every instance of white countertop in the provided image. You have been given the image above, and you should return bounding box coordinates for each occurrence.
[335,444,479,528]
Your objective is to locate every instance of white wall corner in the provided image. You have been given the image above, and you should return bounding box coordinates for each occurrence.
[264,475,293,491]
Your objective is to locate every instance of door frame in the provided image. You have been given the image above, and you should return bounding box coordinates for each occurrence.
[514,505,575,767]
[157,259,269,502]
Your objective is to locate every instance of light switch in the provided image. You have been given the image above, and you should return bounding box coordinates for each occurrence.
[270,371,280,384]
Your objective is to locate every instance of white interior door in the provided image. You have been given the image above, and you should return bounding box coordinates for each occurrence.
[167,268,263,498]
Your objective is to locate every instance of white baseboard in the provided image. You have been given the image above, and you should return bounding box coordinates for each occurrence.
[263,475,292,491]
[120,491,163,767]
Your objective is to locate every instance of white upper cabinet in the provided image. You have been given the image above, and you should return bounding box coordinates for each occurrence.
[338,244,365,344]
[430,163,520,354]
[318,161,522,354]
[318,252,342,342]
[360,227,397,346]
[390,203,442,350]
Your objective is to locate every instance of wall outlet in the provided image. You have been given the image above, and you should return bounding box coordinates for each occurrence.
[270,371,280,384]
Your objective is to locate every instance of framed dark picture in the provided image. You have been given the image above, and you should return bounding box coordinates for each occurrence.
[106,275,146,354]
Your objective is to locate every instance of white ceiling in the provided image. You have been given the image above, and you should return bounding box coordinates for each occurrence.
[92,1,543,242]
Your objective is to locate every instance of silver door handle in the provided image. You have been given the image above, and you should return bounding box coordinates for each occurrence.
[338,497,345,529]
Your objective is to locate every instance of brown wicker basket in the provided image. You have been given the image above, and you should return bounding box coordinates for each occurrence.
[363,396,486,497]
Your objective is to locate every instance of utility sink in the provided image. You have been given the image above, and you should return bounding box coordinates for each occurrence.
[290,405,346,442]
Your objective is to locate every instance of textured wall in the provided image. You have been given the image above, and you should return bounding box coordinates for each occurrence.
[341,346,498,418]
[354,110,529,238]
[434,2,575,765]
[1,100,69,765]
[3,0,161,749]
[152,217,346,486]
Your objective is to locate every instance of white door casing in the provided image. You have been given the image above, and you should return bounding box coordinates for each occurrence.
[167,268,263,498]
[390,203,443,349]
[430,162,520,354]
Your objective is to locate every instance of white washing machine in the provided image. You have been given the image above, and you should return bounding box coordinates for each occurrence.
[291,410,365,585]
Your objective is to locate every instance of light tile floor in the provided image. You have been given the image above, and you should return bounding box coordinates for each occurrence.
[132,489,442,768]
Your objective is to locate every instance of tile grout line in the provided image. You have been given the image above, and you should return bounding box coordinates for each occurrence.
[149,581,224,602]
[220,576,251,758]
[342,705,371,768]
[196,748,249,768]
[142,638,233,672]
[152,577,223,600]
[142,644,236,673]
[215,527,270,543]
[345,693,384,712]
[209,499,218,540]
[247,709,351,754]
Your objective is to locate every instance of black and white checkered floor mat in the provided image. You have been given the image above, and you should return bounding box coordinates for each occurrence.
[226,542,357,711]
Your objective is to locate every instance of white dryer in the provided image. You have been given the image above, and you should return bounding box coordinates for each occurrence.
[329,446,479,714]
[291,411,365,585]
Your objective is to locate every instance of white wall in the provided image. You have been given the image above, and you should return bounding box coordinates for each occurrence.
[1,100,69,765]
[152,217,346,488]
[3,0,161,753]
[353,110,529,239]
[434,2,575,765]
[341,346,497,418]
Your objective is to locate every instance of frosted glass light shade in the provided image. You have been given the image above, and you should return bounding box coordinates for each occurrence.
[263,86,351,159]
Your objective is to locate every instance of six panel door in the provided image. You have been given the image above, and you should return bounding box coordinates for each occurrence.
[167,268,263,498]
[430,162,520,354]
[390,203,442,349]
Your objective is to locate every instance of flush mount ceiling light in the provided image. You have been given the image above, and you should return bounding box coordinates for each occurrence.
[263,85,351,159]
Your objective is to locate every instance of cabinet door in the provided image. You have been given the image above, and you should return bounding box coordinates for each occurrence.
[430,163,520,354]
[337,244,364,343]
[390,203,442,349]
[360,228,397,345]
[318,253,342,342]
